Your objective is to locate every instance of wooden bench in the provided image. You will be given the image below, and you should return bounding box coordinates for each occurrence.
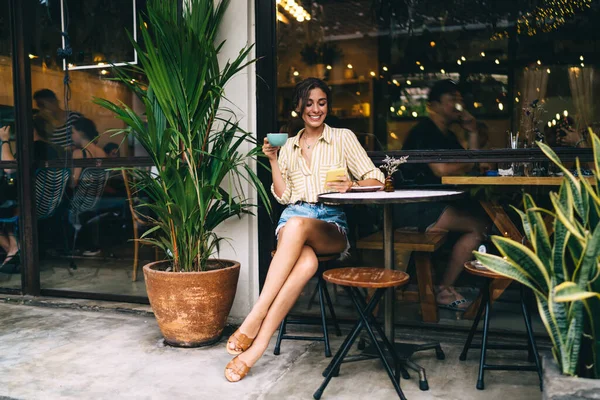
[356,229,448,323]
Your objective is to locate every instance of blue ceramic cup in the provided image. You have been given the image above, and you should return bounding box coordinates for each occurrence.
[267,133,288,147]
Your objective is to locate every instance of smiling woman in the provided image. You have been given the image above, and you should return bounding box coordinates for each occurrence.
[224,77,384,382]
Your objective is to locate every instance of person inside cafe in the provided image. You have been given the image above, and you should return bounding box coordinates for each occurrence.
[396,79,490,311]
[0,115,63,271]
[224,77,385,382]
[71,117,106,187]
[33,89,82,149]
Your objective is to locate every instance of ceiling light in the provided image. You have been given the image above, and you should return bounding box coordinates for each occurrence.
[537,60,541,65]
[390,107,395,112]
[293,71,299,76]
[563,110,568,117]
[347,64,353,69]
[460,56,466,61]
[457,60,462,65]
[552,119,557,126]
[480,52,485,57]
[440,69,446,74]
[495,59,500,64]
[369,71,376,77]
[546,68,551,74]
[412,111,418,118]
[382,66,388,72]
[556,113,560,120]
[430,41,436,47]
[419,66,424,71]
[326,65,332,70]
[498,103,504,111]
[580,55,584,61]
[406,80,411,85]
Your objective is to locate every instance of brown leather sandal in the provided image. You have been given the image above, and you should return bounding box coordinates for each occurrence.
[224,356,250,382]
[226,329,255,355]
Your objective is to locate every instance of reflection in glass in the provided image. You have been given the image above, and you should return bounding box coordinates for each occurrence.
[37,167,153,297]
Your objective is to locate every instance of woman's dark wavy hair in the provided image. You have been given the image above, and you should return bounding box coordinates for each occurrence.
[286,77,332,135]
[73,117,99,141]
[292,77,332,112]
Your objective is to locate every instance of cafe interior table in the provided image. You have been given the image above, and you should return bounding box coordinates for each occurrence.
[318,190,466,342]
[441,175,594,319]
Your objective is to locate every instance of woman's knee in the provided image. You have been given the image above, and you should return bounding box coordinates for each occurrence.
[294,246,318,278]
[281,217,309,238]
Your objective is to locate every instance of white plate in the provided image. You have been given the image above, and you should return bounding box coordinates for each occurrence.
[349,185,384,193]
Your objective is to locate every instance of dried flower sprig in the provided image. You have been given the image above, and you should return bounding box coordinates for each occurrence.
[381,155,408,177]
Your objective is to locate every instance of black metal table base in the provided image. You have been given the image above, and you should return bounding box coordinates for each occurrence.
[358,340,445,391]
[459,282,543,391]
[314,287,407,400]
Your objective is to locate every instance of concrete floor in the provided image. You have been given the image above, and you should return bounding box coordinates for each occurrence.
[0,301,543,400]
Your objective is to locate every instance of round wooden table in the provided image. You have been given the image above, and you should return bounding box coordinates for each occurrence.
[318,189,465,339]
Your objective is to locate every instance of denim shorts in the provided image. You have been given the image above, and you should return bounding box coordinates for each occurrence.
[276,202,350,259]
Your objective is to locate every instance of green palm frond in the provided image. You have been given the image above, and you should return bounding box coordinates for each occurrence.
[93,0,270,273]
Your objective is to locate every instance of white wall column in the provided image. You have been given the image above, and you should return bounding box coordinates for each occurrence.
[214,0,259,320]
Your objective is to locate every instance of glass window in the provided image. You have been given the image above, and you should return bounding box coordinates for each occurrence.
[38,166,151,297]
[273,1,599,332]
[0,0,19,289]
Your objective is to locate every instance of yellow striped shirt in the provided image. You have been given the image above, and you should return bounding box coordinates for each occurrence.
[271,124,385,204]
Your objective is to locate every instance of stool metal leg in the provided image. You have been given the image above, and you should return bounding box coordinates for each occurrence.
[315,289,386,400]
[274,316,287,355]
[348,287,406,400]
[322,280,342,336]
[318,278,332,357]
[460,281,489,361]
[520,285,543,391]
[477,288,491,390]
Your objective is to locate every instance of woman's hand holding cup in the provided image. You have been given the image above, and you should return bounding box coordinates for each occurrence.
[262,137,279,161]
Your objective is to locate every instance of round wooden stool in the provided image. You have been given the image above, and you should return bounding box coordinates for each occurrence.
[459,261,543,391]
[314,267,410,400]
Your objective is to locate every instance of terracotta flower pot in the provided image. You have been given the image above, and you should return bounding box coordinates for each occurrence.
[143,260,240,347]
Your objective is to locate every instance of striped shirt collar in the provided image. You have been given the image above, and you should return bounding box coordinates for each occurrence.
[292,124,332,148]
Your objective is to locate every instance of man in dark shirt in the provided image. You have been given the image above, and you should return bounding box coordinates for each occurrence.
[396,79,489,311]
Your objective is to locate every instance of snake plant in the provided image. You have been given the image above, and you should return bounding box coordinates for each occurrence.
[93,0,270,272]
[474,132,600,379]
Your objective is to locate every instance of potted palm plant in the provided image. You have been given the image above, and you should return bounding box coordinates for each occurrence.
[94,0,270,347]
[474,133,600,397]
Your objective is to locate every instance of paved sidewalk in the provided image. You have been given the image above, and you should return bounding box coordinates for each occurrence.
[0,302,542,400]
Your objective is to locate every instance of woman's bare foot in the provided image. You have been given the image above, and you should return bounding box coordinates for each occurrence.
[436,286,471,311]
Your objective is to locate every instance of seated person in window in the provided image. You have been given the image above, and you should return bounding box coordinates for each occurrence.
[33,89,82,149]
[0,116,62,270]
[395,79,489,311]
[71,117,106,186]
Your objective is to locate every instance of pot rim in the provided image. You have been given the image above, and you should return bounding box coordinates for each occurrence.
[143,259,240,276]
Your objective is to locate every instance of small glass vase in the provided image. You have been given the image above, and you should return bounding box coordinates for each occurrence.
[384,176,394,192]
